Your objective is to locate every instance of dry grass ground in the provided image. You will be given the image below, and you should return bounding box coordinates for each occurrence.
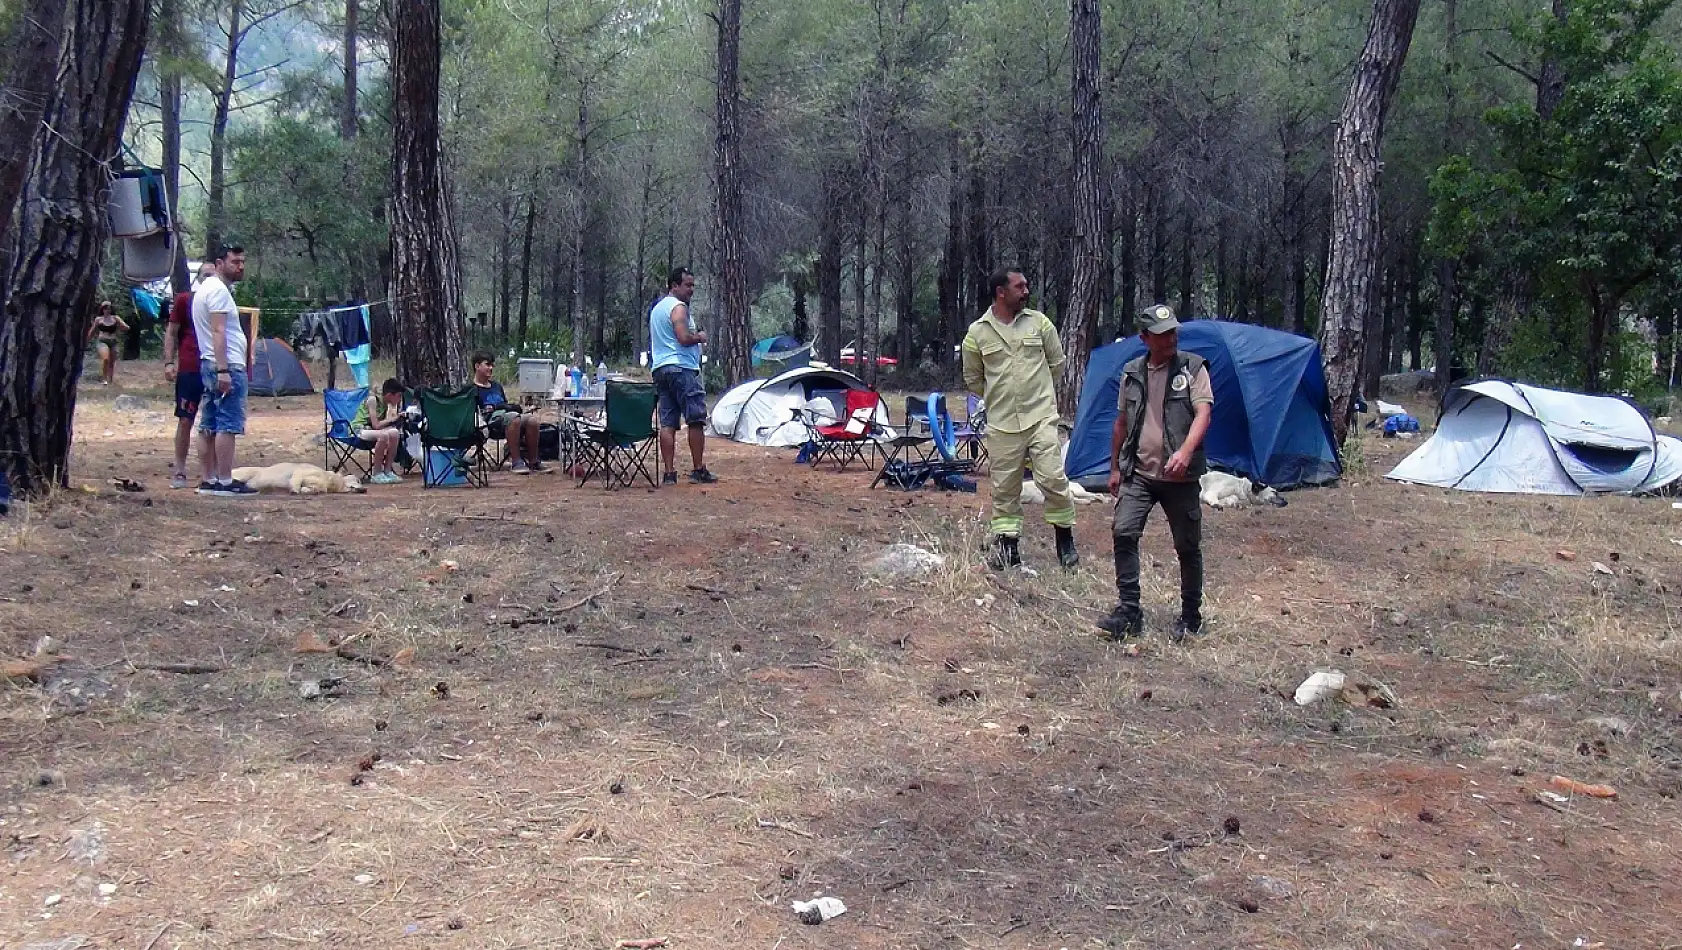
[3,374,1681,950]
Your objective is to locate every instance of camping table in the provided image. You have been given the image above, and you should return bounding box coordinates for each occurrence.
[870,434,938,489]
[547,398,607,475]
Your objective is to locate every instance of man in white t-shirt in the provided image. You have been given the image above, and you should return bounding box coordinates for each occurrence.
[191,245,255,496]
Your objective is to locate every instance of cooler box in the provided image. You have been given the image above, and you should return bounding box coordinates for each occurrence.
[424,448,469,486]
[517,358,554,403]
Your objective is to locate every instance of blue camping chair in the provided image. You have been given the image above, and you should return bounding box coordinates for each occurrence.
[324,387,375,478]
[957,393,988,471]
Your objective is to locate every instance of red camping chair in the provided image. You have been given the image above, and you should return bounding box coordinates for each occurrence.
[801,389,887,471]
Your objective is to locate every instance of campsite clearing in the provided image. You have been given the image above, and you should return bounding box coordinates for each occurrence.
[3,384,1681,949]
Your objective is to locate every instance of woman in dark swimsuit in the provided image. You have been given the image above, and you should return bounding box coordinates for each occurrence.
[86,301,131,386]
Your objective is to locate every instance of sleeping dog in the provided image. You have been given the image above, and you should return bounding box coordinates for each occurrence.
[230,463,366,494]
[1198,470,1286,509]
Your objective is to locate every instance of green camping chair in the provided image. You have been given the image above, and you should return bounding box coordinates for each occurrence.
[575,380,659,489]
[419,386,490,488]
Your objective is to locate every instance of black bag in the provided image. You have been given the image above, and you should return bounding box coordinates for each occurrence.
[538,423,562,461]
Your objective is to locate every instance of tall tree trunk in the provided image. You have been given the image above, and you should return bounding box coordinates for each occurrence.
[204,0,244,259]
[937,162,963,367]
[1059,0,1105,417]
[570,92,589,363]
[966,162,989,314]
[1320,0,1421,448]
[1118,172,1137,332]
[1656,299,1676,390]
[158,0,190,296]
[517,192,535,343]
[0,0,148,497]
[1178,208,1195,318]
[0,0,66,273]
[388,0,465,387]
[1536,0,1568,121]
[1150,184,1168,303]
[712,0,751,386]
[894,218,913,363]
[1585,286,1614,392]
[341,0,359,139]
[817,169,844,364]
[495,194,511,336]
[633,158,653,357]
[1434,258,1456,387]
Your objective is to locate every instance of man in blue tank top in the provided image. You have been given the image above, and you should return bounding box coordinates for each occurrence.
[649,267,717,483]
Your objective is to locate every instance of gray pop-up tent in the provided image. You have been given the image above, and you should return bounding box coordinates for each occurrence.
[1386,380,1682,495]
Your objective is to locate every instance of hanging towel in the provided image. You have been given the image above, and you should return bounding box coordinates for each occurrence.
[342,304,372,366]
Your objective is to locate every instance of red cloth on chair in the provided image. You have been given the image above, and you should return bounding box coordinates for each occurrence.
[815,389,882,440]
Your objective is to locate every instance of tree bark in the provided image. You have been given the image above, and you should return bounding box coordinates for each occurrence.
[157,0,191,296]
[1058,0,1105,418]
[817,168,844,364]
[1149,184,1167,304]
[0,0,68,286]
[1,0,148,496]
[341,0,359,140]
[517,192,535,343]
[1320,0,1422,447]
[1118,172,1137,332]
[204,0,244,259]
[1178,208,1195,318]
[1434,258,1457,386]
[711,0,751,386]
[937,162,963,367]
[387,0,465,387]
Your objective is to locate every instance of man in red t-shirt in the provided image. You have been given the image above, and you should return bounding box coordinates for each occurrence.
[162,264,214,489]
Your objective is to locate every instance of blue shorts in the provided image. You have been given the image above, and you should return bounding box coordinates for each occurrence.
[174,368,204,419]
[198,365,248,436]
[653,365,706,429]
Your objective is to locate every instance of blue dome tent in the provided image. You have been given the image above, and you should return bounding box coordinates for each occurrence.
[751,334,811,369]
[1066,321,1340,489]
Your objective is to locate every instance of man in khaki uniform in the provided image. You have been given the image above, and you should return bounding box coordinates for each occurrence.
[1099,304,1214,641]
[961,268,1078,570]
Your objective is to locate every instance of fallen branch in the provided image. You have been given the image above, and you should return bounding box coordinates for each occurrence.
[685,583,727,598]
[756,818,814,838]
[129,661,225,675]
[449,514,540,526]
[3,657,64,683]
[615,938,668,949]
[578,642,654,657]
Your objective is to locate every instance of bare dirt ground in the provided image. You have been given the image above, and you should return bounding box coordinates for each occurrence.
[4,374,1681,950]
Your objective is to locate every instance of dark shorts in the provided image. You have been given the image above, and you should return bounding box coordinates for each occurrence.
[174,369,203,419]
[653,365,707,429]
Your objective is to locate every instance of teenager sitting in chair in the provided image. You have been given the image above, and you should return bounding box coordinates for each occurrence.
[471,351,543,473]
[354,378,410,484]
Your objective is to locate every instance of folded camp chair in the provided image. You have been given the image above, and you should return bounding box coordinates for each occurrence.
[574,379,659,489]
[324,387,375,479]
[800,388,888,472]
[419,386,490,488]
[958,393,989,471]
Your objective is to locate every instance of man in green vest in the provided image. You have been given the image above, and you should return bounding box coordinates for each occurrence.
[961,268,1079,571]
[1099,304,1214,641]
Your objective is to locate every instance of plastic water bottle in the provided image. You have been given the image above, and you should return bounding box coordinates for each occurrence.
[595,362,607,384]
[571,367,584,396]
[557,363,571,396]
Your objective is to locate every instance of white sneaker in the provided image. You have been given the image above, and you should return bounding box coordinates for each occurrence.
[169,472,188,490]
[511,460,531,474]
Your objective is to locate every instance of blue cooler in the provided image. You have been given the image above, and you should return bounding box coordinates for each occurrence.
[424,448,468,486]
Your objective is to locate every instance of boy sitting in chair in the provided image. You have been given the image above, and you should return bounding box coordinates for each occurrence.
[354,378,410,484]
[471,351,543,473]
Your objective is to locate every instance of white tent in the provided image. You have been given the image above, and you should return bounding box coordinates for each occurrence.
[709,365,889,447]
[1387,380,1682,495]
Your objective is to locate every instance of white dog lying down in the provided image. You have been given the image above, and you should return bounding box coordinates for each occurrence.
[230,463,365,494]
[1197,470,1286,509]
[1017,479,1105,506]
[1017,471,1285,509]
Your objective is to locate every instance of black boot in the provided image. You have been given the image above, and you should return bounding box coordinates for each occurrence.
[1054,525,1079,569]
[1096,605,1142,640]
[987,535,1021,570]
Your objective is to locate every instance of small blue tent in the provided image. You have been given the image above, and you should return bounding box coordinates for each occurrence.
[1066,321,1341,489]
[751,334,811,369]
